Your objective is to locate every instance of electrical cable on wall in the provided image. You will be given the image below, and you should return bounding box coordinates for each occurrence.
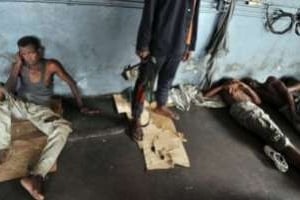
[265,5,300,36]
[199,0,236,89]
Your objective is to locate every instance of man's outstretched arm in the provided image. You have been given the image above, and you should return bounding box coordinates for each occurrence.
[48,60,101,115]
[204,85,224,98]
[239,82,262,105]
[287,83,300,93]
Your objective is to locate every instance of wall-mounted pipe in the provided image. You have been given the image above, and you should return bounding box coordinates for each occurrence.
[0,0,143,9]
[0,0,297,19]
[0,0,298,10]
[0,0,297,11]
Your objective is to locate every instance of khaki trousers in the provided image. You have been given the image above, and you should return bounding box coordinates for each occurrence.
[0,88,72,177]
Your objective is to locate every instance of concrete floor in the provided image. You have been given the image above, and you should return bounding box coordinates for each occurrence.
[1,96,300,200]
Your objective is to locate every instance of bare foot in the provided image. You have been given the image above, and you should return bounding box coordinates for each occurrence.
[0,149,10,164]
[153,106,180,120]
[20,175,45,200]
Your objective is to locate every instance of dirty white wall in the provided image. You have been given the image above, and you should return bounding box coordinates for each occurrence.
[0,0,299,95]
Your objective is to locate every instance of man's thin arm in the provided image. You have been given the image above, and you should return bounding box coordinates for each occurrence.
[49,60,83,109]
[5,63,22,93]
[287,83,300,93]
[136,0,158,52]
[204,85,224,98]
[240,82,262,105]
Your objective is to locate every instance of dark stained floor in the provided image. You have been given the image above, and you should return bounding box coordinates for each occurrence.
[1,96,300,200]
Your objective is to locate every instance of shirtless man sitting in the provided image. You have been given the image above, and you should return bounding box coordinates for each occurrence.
[204,79,300,170]
[6,36,100,113]
[1,36,100,200]
[243,76,300,133]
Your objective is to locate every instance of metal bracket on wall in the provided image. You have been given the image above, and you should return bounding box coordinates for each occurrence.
[0,0,143,8]
[245,0,263,6]
[216,0,232,12]
[265,4,300,36]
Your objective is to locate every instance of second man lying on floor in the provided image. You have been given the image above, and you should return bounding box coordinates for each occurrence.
[243,76,300,133]
[204,78,300,171]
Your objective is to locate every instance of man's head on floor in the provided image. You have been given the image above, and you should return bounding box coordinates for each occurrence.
[241,77,261,89]
[17,35,44,66]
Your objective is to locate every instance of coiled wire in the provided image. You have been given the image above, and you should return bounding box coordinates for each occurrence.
[265,5,300,36]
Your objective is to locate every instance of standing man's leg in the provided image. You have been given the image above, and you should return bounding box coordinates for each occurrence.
[154,55,181,120]
[131,58,163,140]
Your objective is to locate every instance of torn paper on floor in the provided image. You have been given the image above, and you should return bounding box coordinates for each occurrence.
[113,94,190,170]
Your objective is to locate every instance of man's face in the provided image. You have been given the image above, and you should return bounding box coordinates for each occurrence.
[19,45,41,66]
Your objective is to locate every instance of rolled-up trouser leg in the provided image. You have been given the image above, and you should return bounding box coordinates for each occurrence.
[22,102,72,177]
[156,56,181,107]
[131,58,163,120]
[230,101,288,151]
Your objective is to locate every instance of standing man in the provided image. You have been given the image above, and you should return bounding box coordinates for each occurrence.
[131,0,200,140]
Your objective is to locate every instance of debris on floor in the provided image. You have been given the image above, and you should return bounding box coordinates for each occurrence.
[169,84,226,111]
[113,94,190,170]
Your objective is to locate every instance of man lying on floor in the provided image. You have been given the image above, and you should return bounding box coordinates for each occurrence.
[1,36,101,200]
[204,78,300,171]
[242,76,300,133]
